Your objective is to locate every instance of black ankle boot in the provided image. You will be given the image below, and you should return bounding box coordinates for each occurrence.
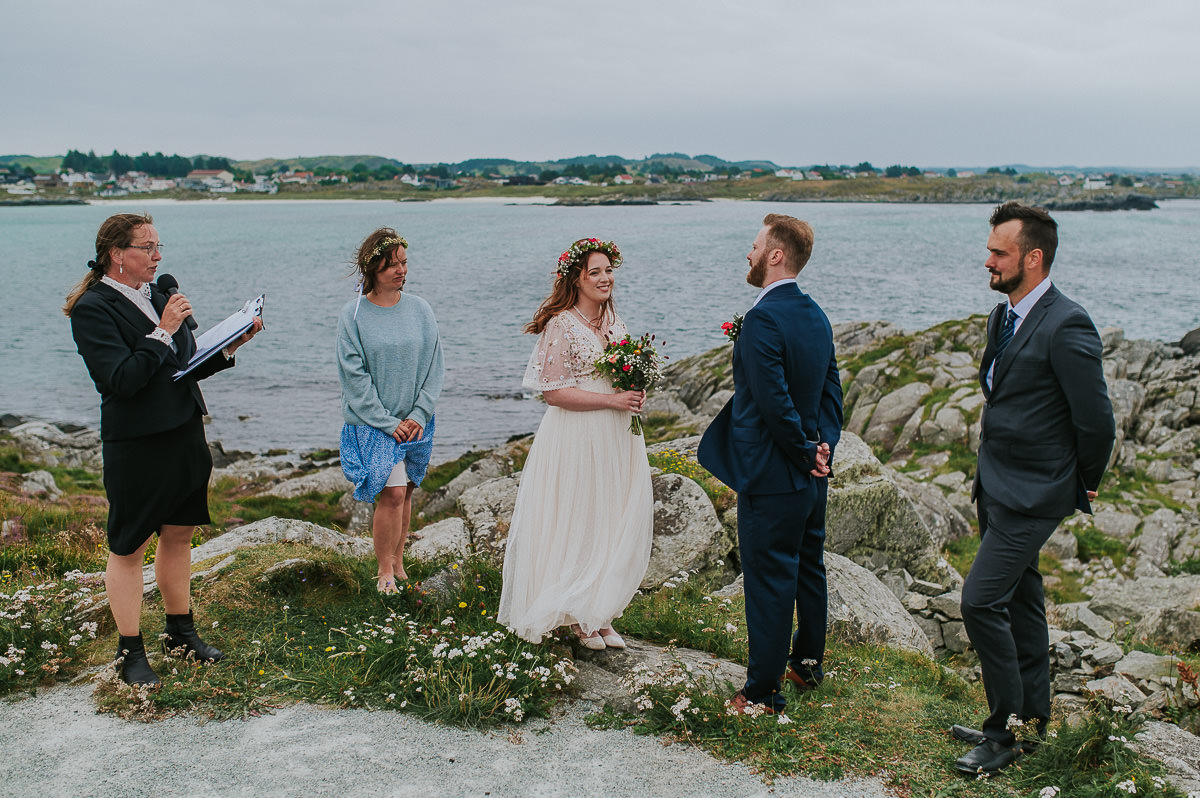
[116,633,161,686]
[163,611,224,663]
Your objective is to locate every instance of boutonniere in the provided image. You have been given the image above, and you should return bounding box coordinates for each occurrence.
[721,313,744,343]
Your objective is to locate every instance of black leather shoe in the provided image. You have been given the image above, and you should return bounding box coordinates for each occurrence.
[955,739,1018,776]
[115,634,161,687]
[951,724,988,745]
[953,724,1040,755]
[163,611,224,663]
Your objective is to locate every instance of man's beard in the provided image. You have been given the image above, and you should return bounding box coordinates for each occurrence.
[746,251,768,288]
[989,258,1025,295]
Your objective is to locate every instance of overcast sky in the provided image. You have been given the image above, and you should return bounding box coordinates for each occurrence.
[4,1,1196,168]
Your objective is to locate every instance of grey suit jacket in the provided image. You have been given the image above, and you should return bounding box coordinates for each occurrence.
[972,284,1115,518]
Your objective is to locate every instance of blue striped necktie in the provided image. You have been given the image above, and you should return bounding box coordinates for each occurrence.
[993,309,1019,368]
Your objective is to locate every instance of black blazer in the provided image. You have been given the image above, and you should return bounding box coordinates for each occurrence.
[973,284,1115,517]
[70,281,234,441]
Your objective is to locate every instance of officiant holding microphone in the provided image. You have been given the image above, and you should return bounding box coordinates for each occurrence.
[64,212,262,686]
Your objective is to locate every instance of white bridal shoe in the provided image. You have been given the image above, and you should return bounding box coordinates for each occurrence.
[599,627,626,649]
[571,624,606,650]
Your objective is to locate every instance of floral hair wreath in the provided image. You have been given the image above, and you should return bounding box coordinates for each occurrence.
[364,236,408,266]
[556,238,622,277]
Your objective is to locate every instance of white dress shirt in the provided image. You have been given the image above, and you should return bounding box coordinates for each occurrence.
[752,277,797,308]
[101,275,175,350]
[987,278,1052,390]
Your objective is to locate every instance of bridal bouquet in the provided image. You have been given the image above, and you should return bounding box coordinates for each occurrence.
[595,333,665,435]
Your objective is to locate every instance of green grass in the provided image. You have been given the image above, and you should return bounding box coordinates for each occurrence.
[420,449,490,493]
[1075,526,1128,566]
[85,550,576,726]
[1168,557,1200,576]
[647,448,736,516]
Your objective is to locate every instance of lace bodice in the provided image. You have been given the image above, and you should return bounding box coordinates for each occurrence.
[522,311,627,393]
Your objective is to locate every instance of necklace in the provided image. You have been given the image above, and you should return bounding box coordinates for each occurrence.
[573,306,606,332]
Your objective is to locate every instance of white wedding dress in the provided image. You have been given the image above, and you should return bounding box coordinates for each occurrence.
[498,310,654,643]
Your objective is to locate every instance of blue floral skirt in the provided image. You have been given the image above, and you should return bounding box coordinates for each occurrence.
[340,416,435,502]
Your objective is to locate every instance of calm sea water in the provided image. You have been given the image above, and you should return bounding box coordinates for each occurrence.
[2,198,1197,461]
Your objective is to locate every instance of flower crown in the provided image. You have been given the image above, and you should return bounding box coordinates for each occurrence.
[556,238,622,277]
[364,236,408,265]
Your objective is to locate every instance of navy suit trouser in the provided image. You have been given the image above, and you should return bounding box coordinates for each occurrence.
[962,485,1061,745]
[738,480,827,711]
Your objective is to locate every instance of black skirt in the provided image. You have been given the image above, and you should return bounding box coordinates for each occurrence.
[102,412,213,556]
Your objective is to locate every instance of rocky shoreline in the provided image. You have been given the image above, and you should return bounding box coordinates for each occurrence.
[5,312,1200,790]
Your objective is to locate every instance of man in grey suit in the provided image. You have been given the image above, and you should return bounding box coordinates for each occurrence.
[954,202,1115,775]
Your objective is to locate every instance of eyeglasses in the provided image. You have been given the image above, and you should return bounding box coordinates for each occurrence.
[126,243,165,254]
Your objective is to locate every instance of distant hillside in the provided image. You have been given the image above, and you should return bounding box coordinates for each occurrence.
[233,155,406,173]
[0,154,62,173]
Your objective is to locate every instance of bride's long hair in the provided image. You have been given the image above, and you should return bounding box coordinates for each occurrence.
[525,242,619,334]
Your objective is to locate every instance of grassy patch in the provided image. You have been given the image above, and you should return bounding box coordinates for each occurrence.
[642,413,700,443]
[1168,557,1200,576]
[420,449,490,493]
[945,534,981,579]
[647,449,735,516]
[85,550,576,726]
[1040,553,1091,605]
[839,333,914,374]
[1075,527,1128,567]
[620,572,747,662]
[206,477,347,532]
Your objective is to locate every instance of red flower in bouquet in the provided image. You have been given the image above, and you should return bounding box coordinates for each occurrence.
[594,332,665,435]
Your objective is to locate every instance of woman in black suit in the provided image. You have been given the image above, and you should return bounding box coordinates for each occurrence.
[64,212,261,686]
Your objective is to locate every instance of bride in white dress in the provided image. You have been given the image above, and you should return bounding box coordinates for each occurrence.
[498,238,654,650]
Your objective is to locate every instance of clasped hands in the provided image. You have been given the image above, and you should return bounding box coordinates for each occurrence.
[810,442,831,478]
[392,419,424,444]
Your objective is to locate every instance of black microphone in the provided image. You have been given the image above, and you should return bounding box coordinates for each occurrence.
[156,273,198,330]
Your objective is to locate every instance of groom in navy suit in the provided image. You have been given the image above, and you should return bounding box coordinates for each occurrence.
[698,214,843,714]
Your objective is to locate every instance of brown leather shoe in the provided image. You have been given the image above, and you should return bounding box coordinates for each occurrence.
[729,690,776,715]
[782,668,819,693]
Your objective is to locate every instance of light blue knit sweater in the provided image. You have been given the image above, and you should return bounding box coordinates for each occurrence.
[336,293,444,433]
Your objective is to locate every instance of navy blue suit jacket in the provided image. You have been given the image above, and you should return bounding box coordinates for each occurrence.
[698,282,843,495]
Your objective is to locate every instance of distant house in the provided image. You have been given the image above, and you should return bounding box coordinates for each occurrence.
[956,171,975,178]
[613,174,635,185]
[774,169,805,180]
[1057,175,1074,186]
[33,173,62,188]
[6,181,36,195]
[276,171,313,185]
[60,172,101,188]
[182,169,235,190]
[400,173,420,186]
[1082,176,1110,190]
[804,171,824,181]
[923,172,942,179]
[237,175,277,193]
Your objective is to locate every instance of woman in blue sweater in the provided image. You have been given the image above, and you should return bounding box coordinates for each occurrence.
[337,228,444,593]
